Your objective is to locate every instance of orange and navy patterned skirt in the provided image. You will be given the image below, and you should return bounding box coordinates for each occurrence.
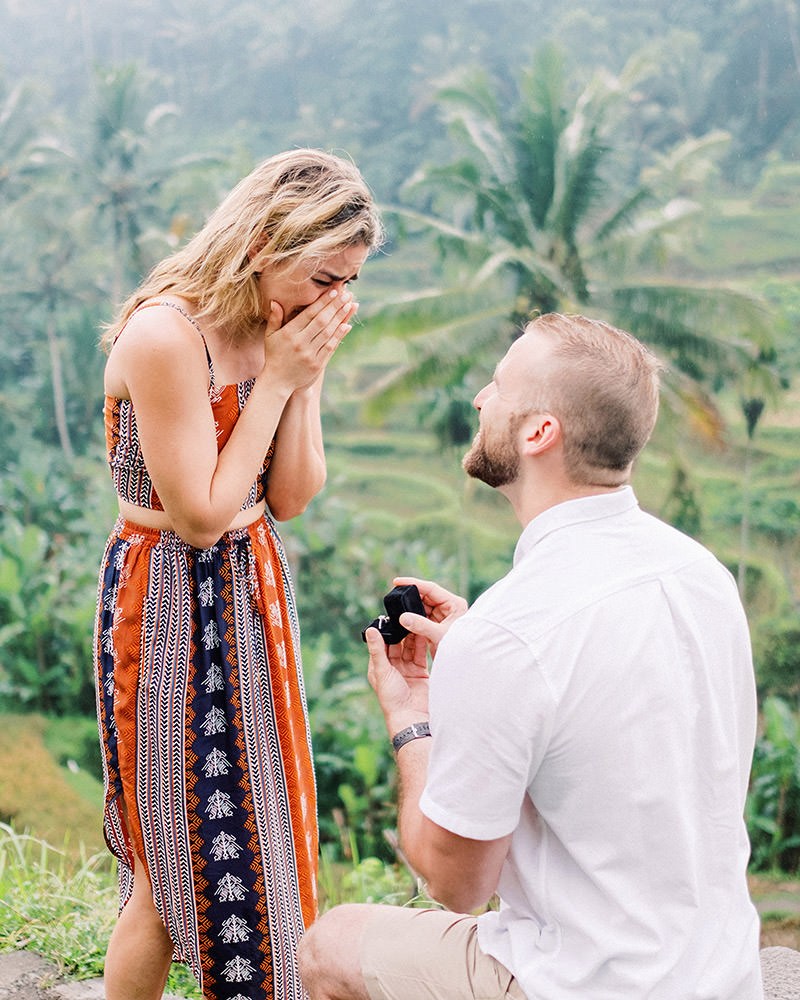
[94,514,318,1000]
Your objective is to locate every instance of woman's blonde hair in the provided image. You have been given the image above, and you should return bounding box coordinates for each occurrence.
[102,148,384,350]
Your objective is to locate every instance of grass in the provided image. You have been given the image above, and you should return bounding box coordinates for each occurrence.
[0,824,116,980]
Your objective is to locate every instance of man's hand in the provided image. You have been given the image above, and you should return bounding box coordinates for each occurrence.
[391,577,469,660]
[366,584,510,914]
[365,625,430,736]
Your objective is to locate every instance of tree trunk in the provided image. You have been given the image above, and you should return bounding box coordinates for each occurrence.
[47,320,74,462]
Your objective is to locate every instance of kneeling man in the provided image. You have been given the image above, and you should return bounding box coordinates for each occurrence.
[299,313,763,1000]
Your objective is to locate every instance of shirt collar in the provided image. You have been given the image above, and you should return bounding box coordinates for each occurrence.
[513,486,639,567]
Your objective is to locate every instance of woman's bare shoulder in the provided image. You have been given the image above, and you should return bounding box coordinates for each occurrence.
[104,299,207,399]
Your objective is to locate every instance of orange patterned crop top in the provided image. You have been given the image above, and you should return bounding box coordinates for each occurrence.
[104,302,274,512]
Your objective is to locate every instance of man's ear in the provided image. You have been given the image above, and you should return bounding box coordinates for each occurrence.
[520,413,561,456]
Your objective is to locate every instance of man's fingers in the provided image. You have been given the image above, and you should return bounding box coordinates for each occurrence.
[398,612,445,645]
[393,576,456,605]
[366,627,391,693]
[365,626,386,653]
[365,626,389,668]
[393,577,468,621]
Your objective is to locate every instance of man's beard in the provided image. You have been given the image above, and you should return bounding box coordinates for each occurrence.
[462,425,520,488]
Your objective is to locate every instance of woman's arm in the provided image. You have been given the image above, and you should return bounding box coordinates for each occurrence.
[109,291,355,547]
[265,375,327,521]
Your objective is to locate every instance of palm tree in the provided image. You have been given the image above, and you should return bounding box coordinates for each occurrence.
[362,43,779,435]
[81,63,224,305]
[0,66,223,461]
[0,76,87,459]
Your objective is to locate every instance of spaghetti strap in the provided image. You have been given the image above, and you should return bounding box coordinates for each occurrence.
[116,300,216,386]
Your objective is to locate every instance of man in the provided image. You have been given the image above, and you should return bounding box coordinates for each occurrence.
[299,313,763,999]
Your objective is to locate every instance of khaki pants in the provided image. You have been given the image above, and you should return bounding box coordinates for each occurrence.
[360,906,527,1000]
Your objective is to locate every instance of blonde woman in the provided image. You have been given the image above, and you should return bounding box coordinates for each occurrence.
[94,149,383,1000]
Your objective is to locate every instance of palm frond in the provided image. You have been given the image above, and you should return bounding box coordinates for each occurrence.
[520,42,565,123]
[435,67,501,122]
[356,302,511,420]
[512,116,559,230]
[593,187,654,244]
[381,204,478,244]
[657,370,728,448]
[610,282,775,384]
[554,134,609,243]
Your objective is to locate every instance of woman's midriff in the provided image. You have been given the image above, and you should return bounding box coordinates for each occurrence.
[115,498,268,535]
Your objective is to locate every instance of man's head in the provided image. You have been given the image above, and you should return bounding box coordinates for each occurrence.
[463,313,662,495]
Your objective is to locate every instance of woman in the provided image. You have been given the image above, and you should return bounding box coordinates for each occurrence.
[94,149,383,1000]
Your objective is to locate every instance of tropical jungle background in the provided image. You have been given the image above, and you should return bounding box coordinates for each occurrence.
[2,0,800,986]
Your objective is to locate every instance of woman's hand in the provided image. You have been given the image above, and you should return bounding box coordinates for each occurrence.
[262,291,357,393]
[260,291,356,519]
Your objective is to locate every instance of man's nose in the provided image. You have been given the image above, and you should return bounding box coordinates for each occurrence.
[473,384,491,410]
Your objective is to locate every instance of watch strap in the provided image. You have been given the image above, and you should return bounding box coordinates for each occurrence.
[391,721,431,752]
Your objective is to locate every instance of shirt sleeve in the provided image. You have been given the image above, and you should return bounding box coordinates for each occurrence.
[419,612,555,841]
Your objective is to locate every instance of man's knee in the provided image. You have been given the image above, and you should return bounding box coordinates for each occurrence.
[297,914,321,987]
[299,904,371,1000]
[300,904,352,963]
[297,910,323,982]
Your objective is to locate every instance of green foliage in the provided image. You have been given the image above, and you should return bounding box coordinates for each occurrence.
[660,463,703,539]
[747,698,800,873]
[318,851,421,910]
[336,855,416,906]
[0,825,115,979]
[745,493,800,548]
[303,641,397,861]
[754,619,800,707]
[0,516,95,714]
[43,715,104,786]
[290,493,462,859]
[0,451,111,716]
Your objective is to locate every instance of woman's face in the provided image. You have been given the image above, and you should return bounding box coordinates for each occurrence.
[257,244,369,322]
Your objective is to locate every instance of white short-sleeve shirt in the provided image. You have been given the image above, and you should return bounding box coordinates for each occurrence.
[420,488,762,1000]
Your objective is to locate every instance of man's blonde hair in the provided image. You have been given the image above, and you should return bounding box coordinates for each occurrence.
[525,313,662,486]
[102,148,383,350]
